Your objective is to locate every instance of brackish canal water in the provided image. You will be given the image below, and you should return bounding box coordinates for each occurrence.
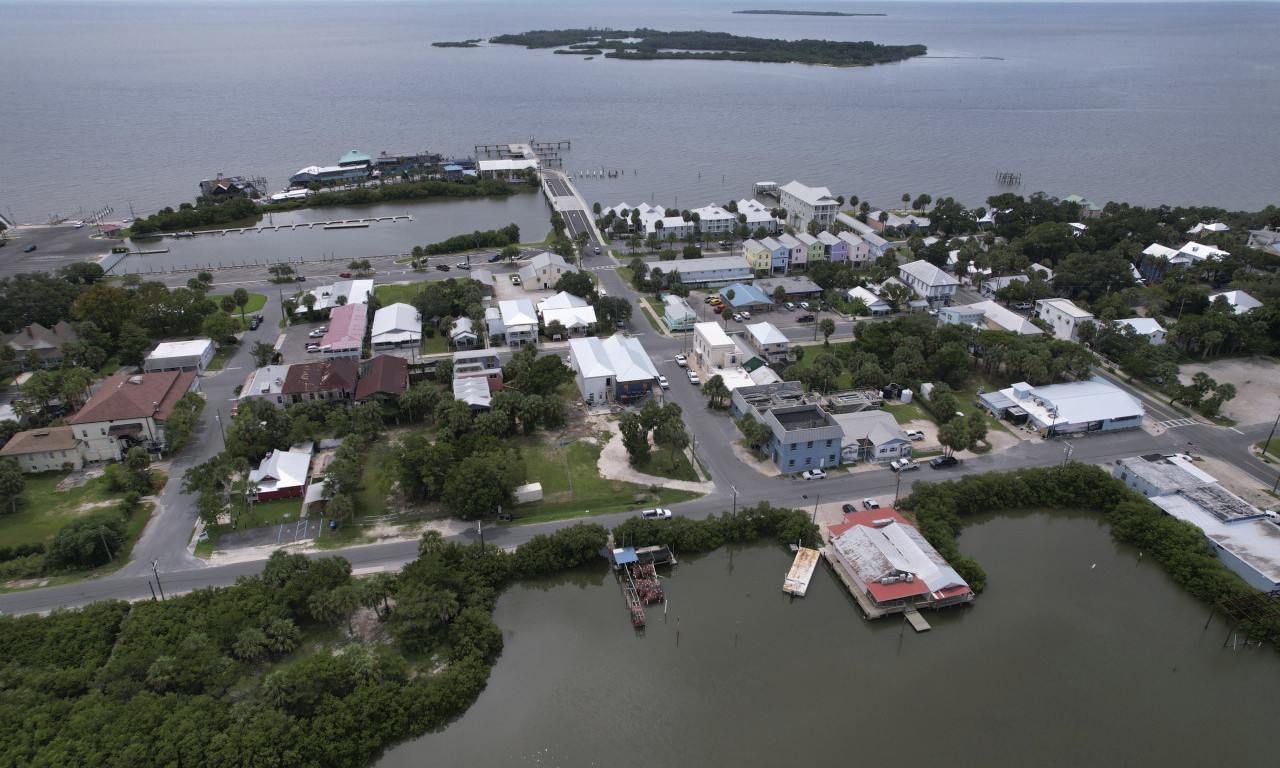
[376,512,1279,768]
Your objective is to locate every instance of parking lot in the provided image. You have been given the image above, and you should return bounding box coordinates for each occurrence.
[277,320,331,364]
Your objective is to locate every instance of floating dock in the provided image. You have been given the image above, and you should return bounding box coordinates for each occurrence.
[904,608,932,633]
[783,546,821,596]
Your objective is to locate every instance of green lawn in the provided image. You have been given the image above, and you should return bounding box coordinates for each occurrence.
[193,495,305,559]
[636,297,665,334]
[635,448,701,482]
[1,473,121,546]
[374,282,424,305]
[210,291,267,314]
[1257,440,1280,462]
[614,266,634,285]
[207,344,236,371]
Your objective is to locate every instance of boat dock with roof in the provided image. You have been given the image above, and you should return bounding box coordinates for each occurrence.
[611,545,676,628]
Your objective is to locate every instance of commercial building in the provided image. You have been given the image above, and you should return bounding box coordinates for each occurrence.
[827,508,974,615]
[567,335,660,406]
[898,260,959,308]
[979,378,1144,436]
[692,322,741,369]
[778,181,838,230]
[762,404,842,474]
[321,303,368,360]
[297,279,374,314]
[717,282,773,312]
[370,303,421,350]
[65,371,200,461]
[281,359,359,405]
[754,276,823,302]
[0,426,85,473]
[519,252,578,290]
[238,364,291,407]
[289,150,374,187]
[1113,454,1280,591]
[249,446,313,501]
[648,255,752,286]
[143,339,216,373]
[1035,298,1094,342]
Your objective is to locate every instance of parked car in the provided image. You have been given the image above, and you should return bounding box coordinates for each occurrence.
[73,221,84,228]
[799,301,810,309]
[640,508,673,520]
[487,253,502,263]
[249,317,262,331]
[1015,302,1034,310]
[339,271,351,278]
[703,296,713,304]
[656,374,669,389]
[862,497,880,509]
[905,429,925,441]
[795,314,815,323]
[709,297,723,306]
[23,244,36,252]
[308,328,327,338]
[305,343,321,352]
[737,311,751,320]
[889,459,919,472]
[455,261,469,270]
[930,455,960,469]
[841,503,857,515]
[436,264,451,271]
[674,354,687,367]
[714,305,725,314]
[784,302,797,310]
[801,468,826,480]
[511,275,521,284]
[687,370,700,385]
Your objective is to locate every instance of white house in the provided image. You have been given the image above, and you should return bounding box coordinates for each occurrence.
[1115,317,1167,345]
[691,203,738,234]
[567,335,660,405]
[370,303,422,350]
[248,446,313,501]
[845,286,891,316]
[833,410,912,464]
[449,316,480,347]
[692,321,740,370]
[939,301,1042,336]
[898,260,959,307]
[742,322,792,366]
[1035,298,1094,342]
[778,181,838,230]
[296,279,374,313]
[736,198,783,234]
[1209,290,1262,315]
[651,256,752,286]
[143,339,216,373]
[497,299,539,346]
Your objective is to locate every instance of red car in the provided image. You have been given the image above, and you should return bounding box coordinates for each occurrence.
[714,305,725,314]
[339,271,351,278]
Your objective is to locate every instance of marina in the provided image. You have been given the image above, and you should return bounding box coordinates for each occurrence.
[166,215,411,237]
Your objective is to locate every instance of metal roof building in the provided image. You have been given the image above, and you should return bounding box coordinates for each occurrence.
[980,378,1144,436]
[828,508,973,611]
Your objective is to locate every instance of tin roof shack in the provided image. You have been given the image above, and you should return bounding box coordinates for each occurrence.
[1113,455,1280,591]
[827,508,973,617]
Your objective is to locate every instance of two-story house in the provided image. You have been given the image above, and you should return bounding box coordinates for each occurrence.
[778,181,838,231]
[743,322,793,367]
[898,260,959,308]
[65,371,200,461]
[1035,298,1094,342]
[518,253,578,291]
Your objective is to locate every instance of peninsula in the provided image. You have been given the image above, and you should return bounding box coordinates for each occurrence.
[734,9,888,16]
[486,28,926,67]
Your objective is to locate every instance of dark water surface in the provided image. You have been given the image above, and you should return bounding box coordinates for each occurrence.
[376,512,1280,767]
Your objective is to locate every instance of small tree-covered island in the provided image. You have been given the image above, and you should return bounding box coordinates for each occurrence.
[483,28,926,67]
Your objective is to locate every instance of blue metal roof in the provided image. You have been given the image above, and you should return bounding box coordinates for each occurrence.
[444,164,463,171]
[720,282,770,307]
[613,547,638,565]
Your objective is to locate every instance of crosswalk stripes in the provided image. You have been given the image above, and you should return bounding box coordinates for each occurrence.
[1155,418,1197,429]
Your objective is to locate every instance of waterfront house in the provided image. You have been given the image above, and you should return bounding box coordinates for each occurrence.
[776,233,806,273]
[65,371,200,461]
[1064,194,1103,219]
[778,181,838,230]
[736,198,783,235]
[691,203,738,235]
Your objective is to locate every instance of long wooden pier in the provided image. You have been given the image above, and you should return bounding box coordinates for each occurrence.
[165,215,411,237]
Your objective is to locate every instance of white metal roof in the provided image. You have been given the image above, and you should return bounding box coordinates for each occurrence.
[1011,379,1144,425]
[966,300,1043,335]
[498,299,538,328]
[1036,298,1094,319]
[541,305,597,329]
[694,321,734,348]
[371,303,421,338]
[477,158,539,172]
[147,339,214,360]
[899,259,959,288]
[1116,317,1166,336]
[568,335,658,383]
[452,376,492,409]
[249,448,312,493]
[779,181,837,207]
[745,322,788,346]
[1209,290,1262,314]
[845,286,888,309]
[831,520,968,593]
[537,291,589,314]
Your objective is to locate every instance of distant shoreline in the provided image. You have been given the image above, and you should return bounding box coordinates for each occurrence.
[734,10,887,17]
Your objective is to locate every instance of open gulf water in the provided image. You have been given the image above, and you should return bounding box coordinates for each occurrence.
[2,0,1278,238]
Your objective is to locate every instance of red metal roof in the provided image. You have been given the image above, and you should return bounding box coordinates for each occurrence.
[321,303,368,350]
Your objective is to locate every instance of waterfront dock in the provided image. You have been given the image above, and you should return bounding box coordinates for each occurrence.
[165,215,411,237]
[783,546,821,597]
[611,546,673,628]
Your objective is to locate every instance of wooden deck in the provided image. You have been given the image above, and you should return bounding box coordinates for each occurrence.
[783,547,821,597]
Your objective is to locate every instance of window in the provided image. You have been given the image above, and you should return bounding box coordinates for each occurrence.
[100,428,106,435]
[806,441,813,449]
[790,443,796,452]
[61,451,67,458]
[825,439,833,447]
[82,430,89,438]
[788,459,795,468]
[805,457,812,466]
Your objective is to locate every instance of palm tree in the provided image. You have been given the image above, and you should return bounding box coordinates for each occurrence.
[264,618,300,654]
[232,627,269,663]
[232,287,250,324]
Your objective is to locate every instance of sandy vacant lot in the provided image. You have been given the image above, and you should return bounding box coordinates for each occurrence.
[1179,357,1280,425]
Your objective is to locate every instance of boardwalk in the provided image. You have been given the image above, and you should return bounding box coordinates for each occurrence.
[169,215,412,237]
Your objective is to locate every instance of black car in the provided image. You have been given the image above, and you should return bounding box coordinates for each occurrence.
[841,503,857,515]
[436,264,450,271]
[23,244,37,253]
[487,253,502,263]
[796,314,815,323]
[929,455,960,469]
[249,318,262,331]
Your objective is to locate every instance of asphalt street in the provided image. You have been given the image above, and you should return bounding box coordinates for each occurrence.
[1,224,1275,617]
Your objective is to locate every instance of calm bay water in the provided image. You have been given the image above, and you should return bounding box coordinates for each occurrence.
[376,513,1280,768]
[2,0,1278,237]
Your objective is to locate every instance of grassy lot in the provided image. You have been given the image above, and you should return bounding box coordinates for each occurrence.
[636,297,665,334]
[2,473,127,546]
[356,441,396,516]
[193,495,306,559]
[634,448,701,482]
[615,266,634,285]
[207,344,236,371]
[373,282,423,305]
[1257,440,1280,462]
[210,291,267,315]
[503,438,701,525]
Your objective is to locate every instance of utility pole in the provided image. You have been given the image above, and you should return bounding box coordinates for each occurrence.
[99,525,114,562]
[731,485,738,518]
[151,560,166,600]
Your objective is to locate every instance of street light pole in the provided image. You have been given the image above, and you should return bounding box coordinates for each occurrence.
[151,559,165,601]
[731,485,738,518]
